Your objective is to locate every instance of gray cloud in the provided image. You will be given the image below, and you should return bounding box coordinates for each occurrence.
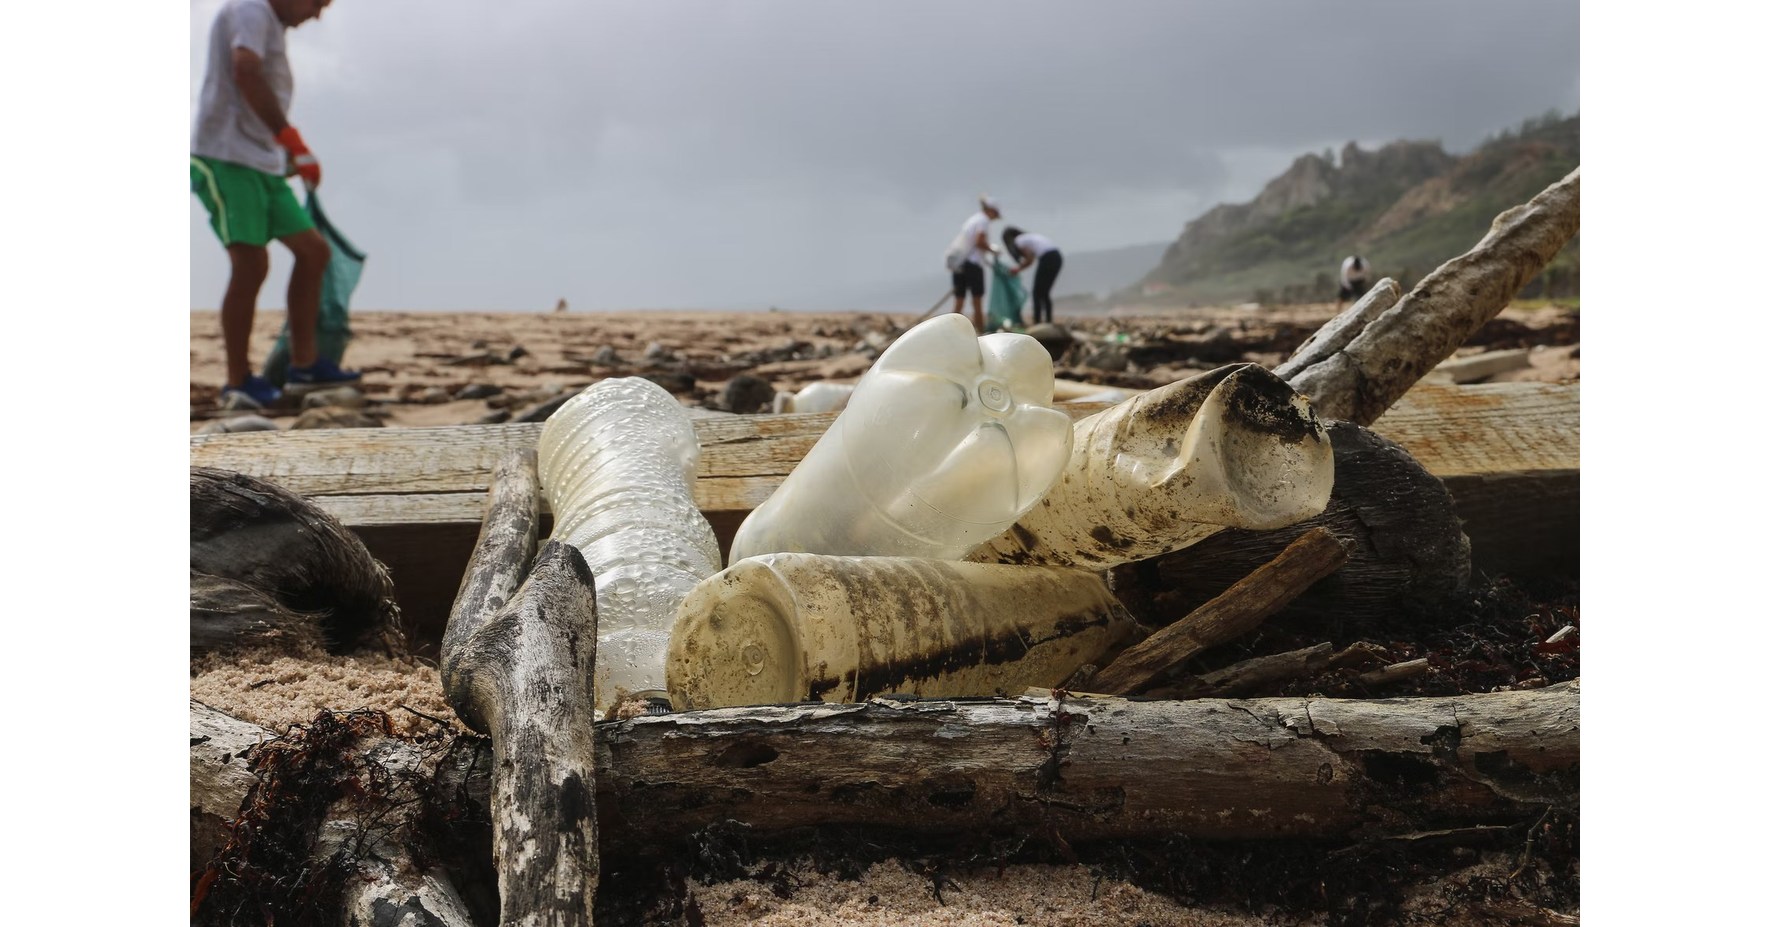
[189,0,1578,310]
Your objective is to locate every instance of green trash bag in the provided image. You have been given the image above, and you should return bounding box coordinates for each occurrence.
[262,191,366,385]
[986,255,1027,333]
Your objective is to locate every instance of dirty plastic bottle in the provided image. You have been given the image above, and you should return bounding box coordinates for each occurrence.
[968,363,1334,569]
[665,553,1140,710]
[536,377,723,712]
[729,313,1073,562]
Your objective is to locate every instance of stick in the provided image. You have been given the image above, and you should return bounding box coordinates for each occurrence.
[441,450,600,927]
[912,289,954,323]
[1358,657,1433,688]
[1091,527,1350,695]
[1161,642,1336,699]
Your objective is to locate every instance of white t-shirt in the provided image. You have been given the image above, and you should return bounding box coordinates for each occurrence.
[957,211,993,266]
[1340,256,1369,288]
[191,0,292,175]
[1016,232,1057,259]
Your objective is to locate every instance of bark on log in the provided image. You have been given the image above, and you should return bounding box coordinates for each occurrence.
[1091,528,1349,694]
[191,466,406,655]
[1110,421,1471,633]
[1285,168,1580,425]
[189,701,477,927]
[442,449,600,927]
[1272,279,1403,380]
[191,685,1578,848]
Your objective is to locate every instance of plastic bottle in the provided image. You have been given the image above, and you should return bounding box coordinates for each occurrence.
[665,553,1140,710]
[968,363,1334,569]
[769,382,856,415]
[536,377,722,712]
[728,313,1073,562]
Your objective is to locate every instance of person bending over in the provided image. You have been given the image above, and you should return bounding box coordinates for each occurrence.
[1003,226,1064,326]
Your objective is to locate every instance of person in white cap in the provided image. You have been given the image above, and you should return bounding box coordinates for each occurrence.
[942,194,1002,332]
[1338,254,1371,308]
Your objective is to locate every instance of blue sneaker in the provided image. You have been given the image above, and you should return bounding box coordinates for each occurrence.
[220,375,283,410]
[286,357,363,392]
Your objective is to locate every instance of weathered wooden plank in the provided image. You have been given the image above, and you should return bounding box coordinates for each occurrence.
[191,383,1575,520]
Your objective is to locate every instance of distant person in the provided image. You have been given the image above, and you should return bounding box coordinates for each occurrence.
[1002,227,1064,326]
[192,0,360,410]
[1338,255,1371,308]
[555,298,569,313]
[943,195,1002,332]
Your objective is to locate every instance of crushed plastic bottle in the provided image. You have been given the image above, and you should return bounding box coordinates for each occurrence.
[536,377,722,712]
[665,553,1140,710]
[729,313,1073,562]
[969,363,1334,569]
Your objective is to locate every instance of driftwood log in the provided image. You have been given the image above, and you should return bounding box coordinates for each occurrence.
[440,449,601,927]
[190,684,1576,848]
[191,466,406,655]
[1284,168,1581,425]
[190,700,477,926]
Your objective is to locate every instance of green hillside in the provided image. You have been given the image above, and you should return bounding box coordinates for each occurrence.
[1133,112,1579,307]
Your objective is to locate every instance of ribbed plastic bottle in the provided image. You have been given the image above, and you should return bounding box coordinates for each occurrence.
[536,377,723,713]
[728,313,1073,562]
[968,363,1334,569]
[665,553,1140,710]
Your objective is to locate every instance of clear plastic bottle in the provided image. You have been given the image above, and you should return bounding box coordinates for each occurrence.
[968,363,1334,569]
[665,553,1140,710]
[536,377,722,712]
[729,314,1073,562]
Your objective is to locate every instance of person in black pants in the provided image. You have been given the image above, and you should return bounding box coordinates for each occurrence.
[1003,226,1064,325]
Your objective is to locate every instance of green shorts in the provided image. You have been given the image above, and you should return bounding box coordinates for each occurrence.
[190,155,314,247]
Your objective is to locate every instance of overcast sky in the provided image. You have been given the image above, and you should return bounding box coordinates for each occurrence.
[188,0,1579,311]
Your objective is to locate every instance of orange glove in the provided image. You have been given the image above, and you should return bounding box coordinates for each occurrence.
[276,126,322,187]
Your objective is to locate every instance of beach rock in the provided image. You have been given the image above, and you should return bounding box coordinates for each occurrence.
[512,393,574,423]
[454,383,504,401]
[291,406,383,430]
[507,344,529,362]
[1083,343,1130,373]
[643,370,696,394]
[1025,323,1074,362]
[415,386,453,404]
[718,374,774,414]
[475,408,513,425]
[197,414,279,435]
[644,341,675,362]
[591,346,623,366]
[300,386,366,409]
[218,391,268,413]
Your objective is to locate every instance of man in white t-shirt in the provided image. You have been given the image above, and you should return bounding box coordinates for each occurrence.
[944,195,1002,332]
[1338,255,1371,308]
[191,0,360,409]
